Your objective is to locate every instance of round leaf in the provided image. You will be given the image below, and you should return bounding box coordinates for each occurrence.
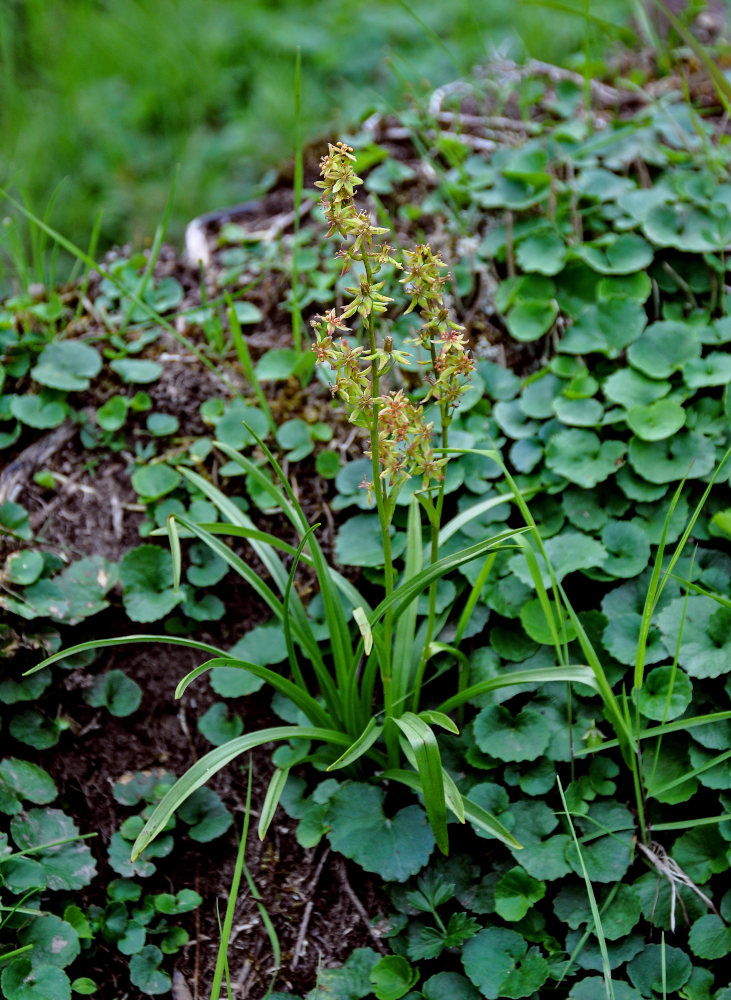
[506,298,558,342]
[634,666,693,720]
[6,549,45,585]
[1,960,71,1000]
[131,463,181,500]
[689,913,731,959]
[627,321,701,378]
[96,395,128,431]
[626,398,686,441]
[473,705,551,762]
[109,359,163,384]
[335,514,406,567]
[146,412,179,436]
[599,521,651,578]
[20,915,80,969]
[627,944,691,995]
[545,430,625,488]
[327,783,434,882]
[0,758,57,806]
[10,394,68,429]
[463,927,549,999]
[628,432,717,484]
[31,341,102,391]
[84,670,142,717]
[129,946,171,995]
[603,368,671,408]
[494,867,546,921]
[197,703,244,745]
[119,545,181,623]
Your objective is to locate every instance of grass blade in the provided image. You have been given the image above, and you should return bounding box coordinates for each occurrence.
[258,768,290,840]
[132,725,353,858]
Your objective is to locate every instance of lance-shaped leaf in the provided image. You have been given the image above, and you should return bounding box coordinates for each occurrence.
[392,713,448,855]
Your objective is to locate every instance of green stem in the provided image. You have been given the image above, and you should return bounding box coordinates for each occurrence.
[414,345,450,709]
[360,250,397,764]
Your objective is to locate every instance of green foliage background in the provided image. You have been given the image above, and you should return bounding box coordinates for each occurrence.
[1,0,624,254]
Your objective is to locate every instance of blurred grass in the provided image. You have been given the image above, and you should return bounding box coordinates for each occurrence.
[1,0,628,271]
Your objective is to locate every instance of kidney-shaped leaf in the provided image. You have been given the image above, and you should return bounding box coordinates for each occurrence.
[626,398,686,441]
[627,321,701,379]
[462,927,549,999]
[326,782,434,882]
[31,341,102,391]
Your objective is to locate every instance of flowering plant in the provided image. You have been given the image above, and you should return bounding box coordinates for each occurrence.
[29,144,597,860]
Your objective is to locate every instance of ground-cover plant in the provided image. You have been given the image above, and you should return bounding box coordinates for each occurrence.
[29,142,602,875]
[7,48,731,1000]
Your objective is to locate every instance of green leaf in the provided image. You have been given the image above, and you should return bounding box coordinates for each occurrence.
[565,801,634,883]
[197,703,243,745]
[422,973,480,1000]
[5,549,45,585]
[109,359,163,384]
[628,432,717,484]
[673,825,729,883]
[52,554,115,625]
[10,809,97,890]
[572,233,653,274]
[545,430,625,488]
[506,298,558,342]
[598,884,642,940]
[599,521,651,578]
[462,927,549,999]
[684,351,731,388]
[370,956,418,1000]
[335,514,406,567]
[316,449,341,478]
[11,393,68,429]
[276,418,315,461]
[146,412,179,436]
[70,978,97,994]
[307,947,380,1000]
[634,666,693,720]
[560,299,646,357]
[657,596,731,678]
[627,321,701,378]
[178,787,233,842]
[516,229,566,275]
[392,714,448,854]
[8,708,62,749]
[509,530,608,587]
[0,758,57,808]
[473,705,551,762]
[689,914,731,959]
[604,368,671,408]
[19,915,80,968]
[326,783,434,882]
[1,960,71,1000]
[128,946,171,995]
[626,398,686,441]
[119,545,181,622]
[1,500,32,539]
[152,889,202,915]
[254,348,301,381]
[627,943,692,995]
[131,463,182,500]
[553,396,603,426]
[83,670,142,717]
[230,300,263,324]
[31,341,102,391]
[494,867,546,921]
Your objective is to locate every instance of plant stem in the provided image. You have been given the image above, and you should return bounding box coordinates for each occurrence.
[360,249,397,761]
